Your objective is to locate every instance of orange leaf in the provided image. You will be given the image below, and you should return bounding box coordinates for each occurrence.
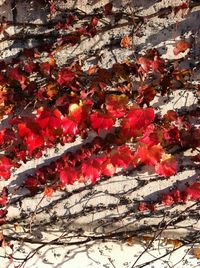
[44,187,54,197]
[173,41,190,55]
[194,248,200,259]
[120,35,132,48]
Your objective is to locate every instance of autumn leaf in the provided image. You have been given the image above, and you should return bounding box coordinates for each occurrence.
[44,187,54,197]
[9,67,28,90]
[60,167,78,185]
[24,176,38,192]
[57,67,76,86]
[81,158,103,184]
[0,187,8,206]
[137,144,164,166]
[110,146,133,169]
[173,40,190,55]
[194,248,200,259]
[164,239,182,248]
[104,2,113,16]
[0,157,13,180]
[90,111,115,135]
[121,107,155,138]
[139,124,161,146]
[137,85,156,106]
[25,132,44,154]
[100,161,116,177]
[106,94,129,118]
[120,35,132,48]
[186,182,200,200]
[155,155,177,176]
[61,116,78,135]
[36,108,62,130]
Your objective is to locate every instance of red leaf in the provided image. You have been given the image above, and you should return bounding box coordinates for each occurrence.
[137,144,164,166]
[104,2,113,16]
[57,68,76,86]
[121,107,155,138]
[161,193,174,206]
[0,157,13,180]
[0,187,8,206]
[90,112,115,135]
[106,94,128,118]
[60,167,78,185]
[69,103,83,123]
[186,182,200,200]
[81,158,103,183]
[36,108,62,130]
[110,146,133,169]
[25,132,44,154]
[137,86,156,106]
[155,156,177,176]
[173,41,190,55]
[61,116,78,135]
[9,67,28,90]
[100,161,116,176]
[91,17,98,27]
[44,187,54,197]
[139,124,161,146]
[24,176,38,192]
[0,209,7,218]
[191,154,200,162]
[174,3,188,15]
[163,110,178,121]
[164,126,180,142]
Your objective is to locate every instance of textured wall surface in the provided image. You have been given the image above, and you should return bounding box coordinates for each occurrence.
[0,0,199,267]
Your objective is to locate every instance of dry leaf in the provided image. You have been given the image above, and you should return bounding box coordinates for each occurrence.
[164,238,182,248]
[194,248,200,259]
[120,35,132,48]
[125,237,135,246]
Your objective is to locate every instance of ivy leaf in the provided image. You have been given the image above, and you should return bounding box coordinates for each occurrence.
[0,187,8,206]
[24,176,38,192]
[137,85,156,106]
[155,155,177,176]
[60,167,78,185]
[9,67,28,90]
[0,157,13,180]
[186,182,200,200]
[106,94,128,118]
[137,144,164,166]
[104,2,113,15]
[173,41,190,55]
[26,132,44,154]
[138,124,161,146]
[61,116,78,135]
[90,112,115,135]
[57,68,76,86]
[81,158,103,183]
[36,108,62,130]
[110,146,133,169]
[121,107,155,138]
